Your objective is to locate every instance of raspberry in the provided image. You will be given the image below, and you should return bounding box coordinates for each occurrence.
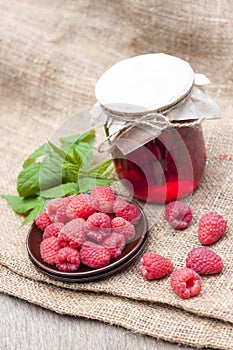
[58,218,87,249]
[139,253,173,280]
[35,212,52,231]
[66,194,96,220]
[80,241,111,269]
[170,268,202,299]
[186,247,224,275]
[40,236,60,265]
[86,212,111,243]
[90,186,116,213]
[103,232,126,258]
[56,247,80,272]
[165,201,192,229]
[43,222,64,240]
[111,217,136,242]
[113,197,141,224]
[198,212,227,245]
[45,197,71,223]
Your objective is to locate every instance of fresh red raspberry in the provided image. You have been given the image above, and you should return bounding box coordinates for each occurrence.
[198,212,227,245]
[111,217,135,243]
[80,241,111,269]
[86,212,111,243]
[56,247,80,272]
[186,247,224,275]
[170,268,202,299]
[58,218,87,249]
[90,186,116,213]
[66,194,96,220]
[43,222,64,240]
[35,212,52,231]
[103,232,126,258]
[113,197,141,224]
[45,197,71,223]
[139,252,173,280]
[165,201,192,229]
[40,236,60,265]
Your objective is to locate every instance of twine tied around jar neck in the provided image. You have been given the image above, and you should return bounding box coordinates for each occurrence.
[98,85,205,153]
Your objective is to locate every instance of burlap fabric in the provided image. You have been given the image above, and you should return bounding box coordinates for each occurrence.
[0,1,233,349]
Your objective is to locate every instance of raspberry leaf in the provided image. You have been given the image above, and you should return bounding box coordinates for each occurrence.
[21,198,46,226]
[62,164,80,182]
[23,143,49,169]
[78,176,117,192]
[88,159,114,177]
[69,147,83,168]
[39,183,79,199]
[47,141,76,164]
[1,195,41,215]
[60,130,95,147]
[17,163,41,197]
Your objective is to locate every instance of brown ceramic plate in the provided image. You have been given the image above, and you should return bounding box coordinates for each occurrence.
[26,200,148,282]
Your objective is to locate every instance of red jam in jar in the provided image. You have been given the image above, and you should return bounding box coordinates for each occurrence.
[95,54,218,203]
[112,122,206,203]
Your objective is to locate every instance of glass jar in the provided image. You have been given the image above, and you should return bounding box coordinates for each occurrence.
[111,121,206,203]
[95,53,220,203]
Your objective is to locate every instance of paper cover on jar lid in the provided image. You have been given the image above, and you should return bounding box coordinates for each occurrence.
[95,53,194,113]
[92,53,221,155]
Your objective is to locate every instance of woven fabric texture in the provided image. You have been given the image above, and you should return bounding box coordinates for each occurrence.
[0,1,233,349]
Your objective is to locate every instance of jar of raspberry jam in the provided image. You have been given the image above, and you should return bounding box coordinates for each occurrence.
[94,54,220,203]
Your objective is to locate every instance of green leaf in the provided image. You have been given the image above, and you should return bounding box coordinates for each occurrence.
[88,159,113,177]
[74,143,93,170]
[70,147,83,167]
[78,176,117,193]
[1,195,41,215]
[95,177,117,185]
[17,163,41,197]
[21,198,45,226]
[40,152,63,190]
[39,183,79,199]
[23,143,48,169]
[47,141,76,164]
[101,164,115,178]
[60,130,96,147]
[62,163,80,183]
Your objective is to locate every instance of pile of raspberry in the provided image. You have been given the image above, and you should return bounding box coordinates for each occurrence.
[139,201,227,299]
[35,186,141,272]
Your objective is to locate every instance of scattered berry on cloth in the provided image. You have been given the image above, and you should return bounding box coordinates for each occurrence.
[111,217,136,243]
[139,252,173,280]
[80,241,111,268]
[165,201,192,229]
[66,193,96,220]
[58,218,87,249]
[103,232,126,258]
[113,196,141,224]
[35,212,52,231]
[186,247,224,275]
[170,267,202,299]
[45,197,71,223]
[90,186,116,213]
[198,212,227,245]
[43,222,64,240]
[40,236,60,265]
[86,212,111,243]
[56,247,80,272]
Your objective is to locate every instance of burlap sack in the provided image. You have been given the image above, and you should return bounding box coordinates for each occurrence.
[1,265,233,350]
[0,1,233,348]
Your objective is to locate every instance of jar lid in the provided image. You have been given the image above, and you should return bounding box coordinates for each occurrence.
[95,53,194,113]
